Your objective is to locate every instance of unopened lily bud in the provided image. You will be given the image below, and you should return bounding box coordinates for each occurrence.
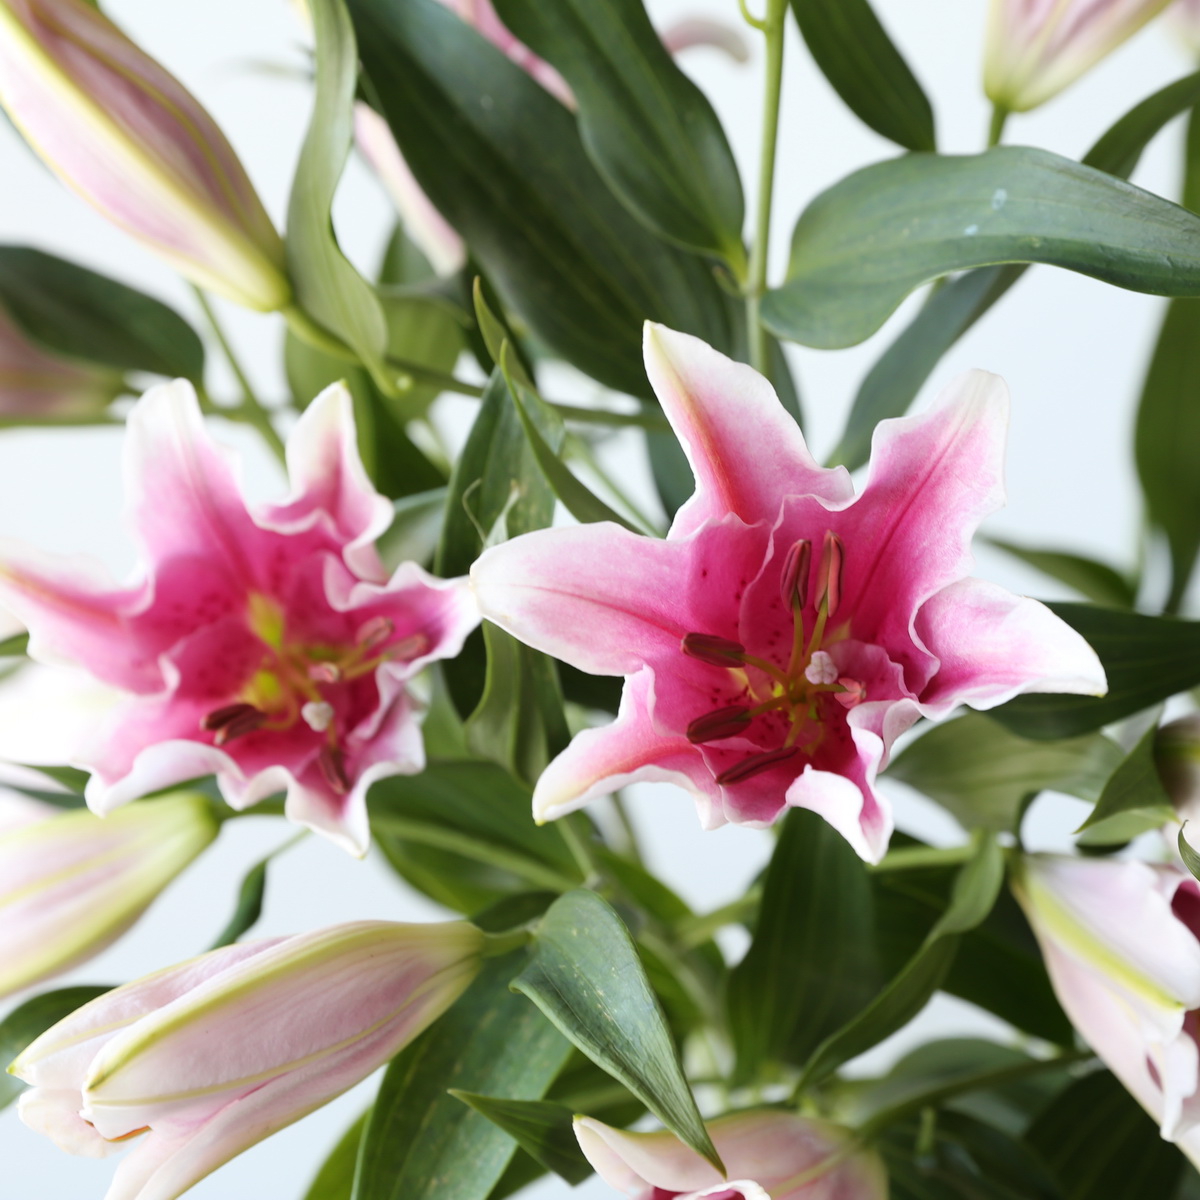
[0,791,217,999]
[575,1111,888,1200]
[984,0,1173,112]
[1170,0,1200,57]
[1157,715,1200,823]
[0,304,122,417]
[1014,854,1200,1152]
[0,0,290,311]
[11,919,484,1199]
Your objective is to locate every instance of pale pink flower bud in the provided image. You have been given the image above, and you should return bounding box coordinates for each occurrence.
[575,1110,888,1200]
[0,792,217,999]
[985,0,1174,112]
[10,919,484,1199]
[1014,854,1200,1163]
[0,304,122,417]
[0,0,290,310]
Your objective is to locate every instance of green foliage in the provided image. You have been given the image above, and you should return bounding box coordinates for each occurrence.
[207,854,268,950]
[451,1094,591,1185]
[1076,722,1174,844]
[303,1111,368,1200]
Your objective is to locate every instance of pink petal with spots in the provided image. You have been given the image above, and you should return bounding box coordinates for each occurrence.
[533,670,716,825]
[643,323,853,538]
[915,577,1106,715]
[259,383,393,583]
[833,369,1009,683]
[472,516,764,678]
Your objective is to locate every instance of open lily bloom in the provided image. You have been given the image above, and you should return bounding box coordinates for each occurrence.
[1015,855,1200,1162]
[576,1111,887,1200]
[0,381,479,854]
[472,325,1104,862]
[984,0,1173,112]
[0,792,217,999]
[11,920,483,1200]
[0,0,289,310]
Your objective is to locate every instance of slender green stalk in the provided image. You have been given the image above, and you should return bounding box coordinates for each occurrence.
[481,926,534,957]
[675,889,761,948]
[609,792,645,866]
[988,104,1009,148]
[191,286,286,462]
[388,356,485,398]
[745,0,790,375]
[560,812,602,883]
[871,842,977,874]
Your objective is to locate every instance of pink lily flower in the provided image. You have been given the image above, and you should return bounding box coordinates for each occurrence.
[0,380,479,855]
[0,304,123,417]
[1014,854,1200,1163]
[0,0,290,311]
[10,919,484,1200]
[575,1111,888,1200]
[0,791,217,1000]
[471,325,1105,862]
[1170,0,1200,54]
[984,0,1173,112]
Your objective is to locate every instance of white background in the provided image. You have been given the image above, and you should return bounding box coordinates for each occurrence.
[0,1,1194,1197]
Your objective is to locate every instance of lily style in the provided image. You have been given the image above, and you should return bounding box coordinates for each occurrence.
[1014,854,1200,1162]
[575,1111,888,1200]
[984,0,1174,112]
[0,791,217,999]
[0,381,479,854]
[472,325,1105,862]
[0,0,290,310]
[10,920,484,1200]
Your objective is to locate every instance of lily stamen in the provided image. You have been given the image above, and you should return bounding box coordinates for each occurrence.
[715,745,799,785]
[686,705,753,744]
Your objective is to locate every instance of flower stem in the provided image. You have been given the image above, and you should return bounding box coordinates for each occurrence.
[191,287,286,463]
[870,842,978,874]
[988,104,1009,148]
[560,812,602,883]
[745,0,789,376]
[675,888,761,948]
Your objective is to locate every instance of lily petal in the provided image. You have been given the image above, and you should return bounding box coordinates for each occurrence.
[643,323,852,537]
[915,578,1107,715]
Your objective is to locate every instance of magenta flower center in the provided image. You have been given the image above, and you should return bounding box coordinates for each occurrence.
[198,593,426,793]
[681,531,865,784]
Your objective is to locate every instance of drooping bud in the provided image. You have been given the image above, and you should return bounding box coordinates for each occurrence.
[686,705,753,744]
[12,920,485,1197]
[681,632,746,667]
[0,0,291,311]
[1156,715,1200,824]
[815,531,844,617]
[779,538,812,610]
[716,745,799,785]
[0,791,218,999]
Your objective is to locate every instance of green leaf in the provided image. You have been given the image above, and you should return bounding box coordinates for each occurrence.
[303,1111,369,1200]
[726,808,880,1082]
[830,71,1200,470]
[0,246,203,380]
[378,289,465,418]
[798,834,1004,1089]
[0,985,110,1109]
[376,487,449,570]
[791,0,934,152]
[1025,1070,1186,1199]
[286,0,390,386]
[369,761,582,913]
[764,147,1200,349]
[451,1093,591,1185]
[989,604,1200,740]
[465,620,571,789]
[888,712,1122,834]
[207,856,269,950]
[985,539,1136,609]
[353,956,573,1200]
[1077,723,1174,843]
[0,631,28,658]
[491,0,745,267]
[1181,824,1200,883]
[512,889,721,1171]
[347,0,736,399]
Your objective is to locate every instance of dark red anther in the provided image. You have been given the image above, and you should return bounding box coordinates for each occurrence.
[815,530,845,617]
[686,705,753,744]
[779,538,812,609]
[715,745,799,785]
[680,632,746,667]
[200,702,267,745]
[318,745,350,795]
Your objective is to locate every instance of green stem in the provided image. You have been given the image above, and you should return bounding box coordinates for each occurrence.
[369,815,580,893]
[856,1049,1093,1143]
[192,287,286,463]
[560,812,602,883]
[481,926,534,958]
[609,792,645,866]
[675,888,761,948]
[988,104,1009,148]
[871,842,977,874]
[388,356,486,399]
[745,0,789,376]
